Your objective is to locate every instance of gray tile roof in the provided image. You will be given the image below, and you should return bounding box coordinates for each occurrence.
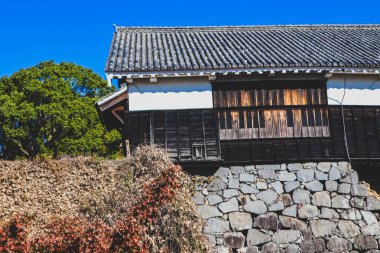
[105,25,380,74]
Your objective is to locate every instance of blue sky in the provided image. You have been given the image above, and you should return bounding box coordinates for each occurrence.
[1,0,379,78]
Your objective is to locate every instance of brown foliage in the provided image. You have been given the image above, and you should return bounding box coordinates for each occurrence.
[0,145,208,252]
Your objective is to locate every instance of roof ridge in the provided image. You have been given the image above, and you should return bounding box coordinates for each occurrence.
[115,24,380,32]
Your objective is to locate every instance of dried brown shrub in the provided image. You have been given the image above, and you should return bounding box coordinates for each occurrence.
[0,157,126,235]
[0,145,208,252]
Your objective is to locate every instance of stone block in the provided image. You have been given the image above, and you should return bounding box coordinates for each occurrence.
[229,212,253,231]
[284,244,300,253]
[244,200,267,215]
[287,163,303,171]
[261,242,280,253]
[314,170,329,180]
[300,239,326,253]
[292,188,311,204]
[223,189,240,198]
[240,184,259,194]
[278,193,293,206]
[237,247,260,253]
[340,171,359,184]
[331,195,350,209]
[218,198,239,213]
[273,230,301,244]
[253,212,278,231]
[231,166,245,175]
[203,234,216,247]
[257,189,278,205]
[207,178,227,191]
[338,220,361,238]
[207,194,223,205]
[298,204,319,218]
[339,208,362,220]
[282,205,297,217]
[239,173,256,182]
[215,167,231,178]
[351,184,369,197]
[338,161,352,176]
[256,164,281,170]
[279,215,307,230]
[338,183,351,194]
[278,171,296,181]
[237,195,251,205]
[245,165,256,172]
[350,196,365,209]
[361,211,378,225]
[329,166,341,180]
[228,178,240,189]
[353,235,378,250]
[270,181,284,194]
[320,207,340,219]
[297,169,314,182]
[327,236,352,252]
[268,201,285,212]
[362,223,380,236]
[367,196,380,210]
[223,232,245,249]
[257,181,268,190]
[246,229,271,246]
[302,229,313,241]
[303,162,318,169]
[204,218,230,234]
[213,246,233,253]
[257,168,278,180]
[309,220,336,237]
[197,205,223,219]
[304,180,323,192]
[284,181,300,192]
[326,180,338,191]
[311,191,331,207]
[317,162,331,172]
[192,191,205,205]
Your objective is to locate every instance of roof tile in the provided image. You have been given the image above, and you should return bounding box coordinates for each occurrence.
[105,25,380,73]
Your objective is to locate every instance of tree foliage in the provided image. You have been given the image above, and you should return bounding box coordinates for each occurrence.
[0,61,122,159]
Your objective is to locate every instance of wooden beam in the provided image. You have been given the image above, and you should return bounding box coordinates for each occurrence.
[208,74,217,81]
[123,139,131,157]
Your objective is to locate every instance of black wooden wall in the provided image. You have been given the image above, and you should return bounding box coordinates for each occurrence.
[125,106,380,165]
[125,109,221,162]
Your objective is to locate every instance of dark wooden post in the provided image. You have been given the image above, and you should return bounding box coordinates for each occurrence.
[120,77,130,158]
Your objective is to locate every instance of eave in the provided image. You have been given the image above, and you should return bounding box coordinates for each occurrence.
[105,67,380,84]
[96,87,127,130]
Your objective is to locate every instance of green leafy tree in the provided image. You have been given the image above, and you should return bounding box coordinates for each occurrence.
[0,61,122,159]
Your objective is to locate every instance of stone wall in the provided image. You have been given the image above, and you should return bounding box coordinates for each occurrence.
[192,162,380,253]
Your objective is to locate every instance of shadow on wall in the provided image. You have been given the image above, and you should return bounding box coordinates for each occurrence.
[182,164,220,177]
[354,164,380,193]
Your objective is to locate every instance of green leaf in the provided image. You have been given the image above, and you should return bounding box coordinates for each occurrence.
[0,61,121,159]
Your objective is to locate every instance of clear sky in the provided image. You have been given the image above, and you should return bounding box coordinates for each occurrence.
[1,0,379,78]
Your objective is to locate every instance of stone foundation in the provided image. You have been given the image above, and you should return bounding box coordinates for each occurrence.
[192,162,380,253]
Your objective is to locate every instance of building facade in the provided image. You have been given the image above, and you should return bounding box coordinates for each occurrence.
[97,25,380,165]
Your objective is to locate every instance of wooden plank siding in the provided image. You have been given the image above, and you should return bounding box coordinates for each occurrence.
[125,109,221,162]
[220,106,380,164]
[212,81,329,140]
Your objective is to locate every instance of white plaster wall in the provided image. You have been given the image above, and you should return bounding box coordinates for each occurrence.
[127,75,380,111]
[128,78,213,111]
[327,75,380,105]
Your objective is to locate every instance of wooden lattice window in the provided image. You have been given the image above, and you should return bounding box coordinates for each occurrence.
[213,81,330,140]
